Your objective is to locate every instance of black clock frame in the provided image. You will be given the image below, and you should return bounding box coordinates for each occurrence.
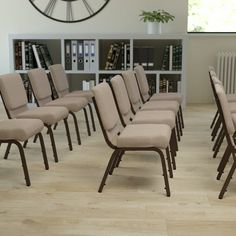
[29,0,110,23]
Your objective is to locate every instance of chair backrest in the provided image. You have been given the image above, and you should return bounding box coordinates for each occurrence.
[110,75,134,125]
[27,68,53,106]
[122,70,143,113]
[92,82,122,147]
[49,64,69,98]
[134,65,150,102]
[215,84,235,140]
[0,73,28,118]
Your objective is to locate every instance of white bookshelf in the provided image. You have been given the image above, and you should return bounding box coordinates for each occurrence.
[9,34,187,106]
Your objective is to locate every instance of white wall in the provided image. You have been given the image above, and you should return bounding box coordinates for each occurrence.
[1,0,235,104]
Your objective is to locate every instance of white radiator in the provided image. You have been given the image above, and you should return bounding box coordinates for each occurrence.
[216,51,236,93]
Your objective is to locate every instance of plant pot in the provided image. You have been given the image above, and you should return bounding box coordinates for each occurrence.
[147,22,162,34]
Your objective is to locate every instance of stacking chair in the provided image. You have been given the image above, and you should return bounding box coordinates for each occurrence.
[0,73,71,163]
[122,70,182,141]
[92,82,172,196]
[27,68,91,145]
[49,64,96,132]
[214,84,236,199]
[134,65,184,128]
[110,75,178,171]
[0,118,48,186]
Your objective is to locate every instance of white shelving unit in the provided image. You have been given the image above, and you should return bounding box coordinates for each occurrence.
[9,34,187,106]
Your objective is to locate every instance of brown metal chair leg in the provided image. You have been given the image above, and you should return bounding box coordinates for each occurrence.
[14,140,31,186]
[211,117,221,141]
[23,140,28,148]
[46,125,59,163]
[156,149,170,197]
[217,145,231,180]
[179,105,184,129]
[37,132,49,170]
[33,134,38,143]
[175,118,181,142]
[3,143,12,160]
[177,111,183,136]
[53,123,58,130]
[98,150,118,193]
[83,107,91,136]
[70,111,81,145]
[213,130,225,158]
[88,103,96,132]
[109,150,122,175]
[63,118,73,151]
[166,147,173,178]
[210,110,219,129]
[213,127,224,151]
[219,158,236,199]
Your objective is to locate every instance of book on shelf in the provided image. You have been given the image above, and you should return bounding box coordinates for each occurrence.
[14,40,53,70]
[82,79,95,90]
[39,44,53,69]
[161,44,182,71]
[133,46,154,70]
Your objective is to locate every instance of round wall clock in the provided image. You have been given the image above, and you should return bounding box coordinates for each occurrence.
[29,0,110,23]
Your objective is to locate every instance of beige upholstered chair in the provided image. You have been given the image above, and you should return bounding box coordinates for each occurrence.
[92,82,172,196]
[27,68,91,145]
[134,65,184,128]
[110,75,178,171]
[0,73,72,163]
[49,64,96,132]
[214,83,236,199]
[122,70,182,140]
[0,118,48,186]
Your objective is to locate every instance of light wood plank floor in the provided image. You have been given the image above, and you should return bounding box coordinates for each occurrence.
[0,103,236,236]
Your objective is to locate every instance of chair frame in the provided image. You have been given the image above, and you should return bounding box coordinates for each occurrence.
[28,71,91,145]
[92,96,171,197]
[0,87,72,163]
[0,131,48,186]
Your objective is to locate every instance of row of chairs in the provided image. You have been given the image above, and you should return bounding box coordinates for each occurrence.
[0,64,96,186]
[92,65,184,196]
[209,66,236,199]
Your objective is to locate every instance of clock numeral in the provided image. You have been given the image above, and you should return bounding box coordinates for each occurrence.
[44,0,58,16]
[66,2,74,21]
[82,0,94,15]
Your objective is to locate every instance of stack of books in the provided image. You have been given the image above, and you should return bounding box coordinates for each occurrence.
[161,44,182,71]
[14,40,53,70]
[105,42,130,70]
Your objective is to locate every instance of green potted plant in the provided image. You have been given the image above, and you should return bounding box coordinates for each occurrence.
[139,10,175,34]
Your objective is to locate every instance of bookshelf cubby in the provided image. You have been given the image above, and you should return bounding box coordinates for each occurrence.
[9,34,186,106]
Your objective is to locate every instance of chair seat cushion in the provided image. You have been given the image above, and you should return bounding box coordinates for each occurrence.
[133,110,175,129]
[117,124,171,149]
[0,119,44,141]
[227,94,236,102]
[45,97,88,112]
[64,90,94,102]
[150,92,183,104]
[141,100,179,114]
[15,107,68,125]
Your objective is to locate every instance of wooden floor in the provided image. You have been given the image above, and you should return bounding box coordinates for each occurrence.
[0,104,236,236]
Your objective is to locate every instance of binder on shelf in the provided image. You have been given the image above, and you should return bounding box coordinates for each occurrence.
[89,40,96,72]
[82,80,89,91]
[77,40,84,70]
[21,41,26,70]
[84,40,90,71]
[65,40,72,70]
[71,40,78,71]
